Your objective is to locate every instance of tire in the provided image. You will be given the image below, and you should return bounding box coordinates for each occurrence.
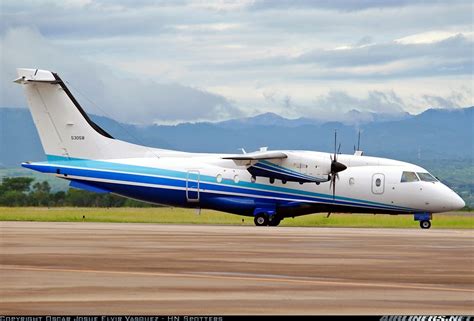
[420,220,431,229]
[254,213,269,226]
[268,216,281,226]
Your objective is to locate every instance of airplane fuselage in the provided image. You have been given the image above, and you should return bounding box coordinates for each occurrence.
[15,68,466,229]
[23,151,464,219]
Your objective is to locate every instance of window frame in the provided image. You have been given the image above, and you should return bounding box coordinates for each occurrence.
[400,171,420,183]
[417,172,438,182]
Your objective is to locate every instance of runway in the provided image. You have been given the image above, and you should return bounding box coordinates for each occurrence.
[0,222,473,314]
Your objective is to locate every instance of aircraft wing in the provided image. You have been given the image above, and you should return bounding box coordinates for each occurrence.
[222,151,287,161]
[223,151,329,183]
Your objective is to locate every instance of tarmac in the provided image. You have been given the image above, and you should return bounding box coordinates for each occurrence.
[0,221,473,315]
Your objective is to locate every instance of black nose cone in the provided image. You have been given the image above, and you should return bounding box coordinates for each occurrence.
[331,161,347,173]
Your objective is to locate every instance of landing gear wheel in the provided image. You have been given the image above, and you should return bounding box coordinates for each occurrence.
[254,213,269,226]
[268,216,282,226]
[420,220,431,229]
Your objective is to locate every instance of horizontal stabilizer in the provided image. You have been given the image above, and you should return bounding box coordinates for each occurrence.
[13,69,57,84]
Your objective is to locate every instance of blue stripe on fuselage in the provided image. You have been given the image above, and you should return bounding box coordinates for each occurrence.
[22,155,413,212]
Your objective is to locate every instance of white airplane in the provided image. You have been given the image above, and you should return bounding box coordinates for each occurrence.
[14,68,465,229]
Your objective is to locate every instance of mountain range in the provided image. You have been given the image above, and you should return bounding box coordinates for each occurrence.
[209,109,412,128]
[0,106,472,168]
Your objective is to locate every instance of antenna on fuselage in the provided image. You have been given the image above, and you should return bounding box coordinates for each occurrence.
[354,130,363,156]
[357,130,361,150]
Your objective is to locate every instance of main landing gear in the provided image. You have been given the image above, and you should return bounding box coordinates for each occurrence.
[254,213,269,226]
[414,212,432,229]
[254,211,282,227]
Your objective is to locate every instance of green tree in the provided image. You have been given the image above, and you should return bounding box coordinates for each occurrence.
[64,189,88,207]
[0,190,28,206]
[30,181,52,206]
[1,177,34,193]
[0,177,34,206]
[52,191,66,206]
[0,176,154,207]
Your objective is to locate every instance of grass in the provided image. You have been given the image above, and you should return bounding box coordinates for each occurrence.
[0,207,472,229]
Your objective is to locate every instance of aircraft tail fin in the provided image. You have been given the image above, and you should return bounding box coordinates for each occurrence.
[14,68,158,160]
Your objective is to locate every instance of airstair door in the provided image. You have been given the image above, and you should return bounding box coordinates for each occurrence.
[186,170,200,202]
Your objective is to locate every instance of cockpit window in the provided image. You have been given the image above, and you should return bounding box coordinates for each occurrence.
[401,171,419,183]
[417,172,438,182]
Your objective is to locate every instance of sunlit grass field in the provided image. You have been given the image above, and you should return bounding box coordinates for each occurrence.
[0,207,472,228]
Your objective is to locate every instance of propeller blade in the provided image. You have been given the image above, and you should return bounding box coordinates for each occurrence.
[328,129,346,202]
[332,176,336,199]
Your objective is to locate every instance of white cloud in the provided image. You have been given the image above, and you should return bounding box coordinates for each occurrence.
[190,0,256,11]
[0,27,241,124]
[60,0,93,8]
[0,0,472,123]
[395,31,473,44]
[172,23,242,32]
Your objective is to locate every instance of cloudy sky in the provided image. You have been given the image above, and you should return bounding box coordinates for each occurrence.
[1,0,472,124]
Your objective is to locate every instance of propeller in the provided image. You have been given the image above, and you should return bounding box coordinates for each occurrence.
[328,130,347,200]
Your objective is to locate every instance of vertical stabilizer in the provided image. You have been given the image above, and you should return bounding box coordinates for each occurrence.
[14,68,160,160]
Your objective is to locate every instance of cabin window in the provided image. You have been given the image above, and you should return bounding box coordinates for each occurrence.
[417,172,437,182]
[233,175,240,184]
[216,174,223,183]
[375,178,381,187]
[400,171,419,183]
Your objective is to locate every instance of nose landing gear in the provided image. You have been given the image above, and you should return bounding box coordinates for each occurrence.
[414,212,432,229]
[419,220,431,229]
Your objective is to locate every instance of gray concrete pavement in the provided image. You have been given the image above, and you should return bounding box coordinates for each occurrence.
[0,222,473,314]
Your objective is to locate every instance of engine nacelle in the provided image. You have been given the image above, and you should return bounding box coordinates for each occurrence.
[248,153,331,183]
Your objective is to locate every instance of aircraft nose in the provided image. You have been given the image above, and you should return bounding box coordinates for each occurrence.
[444,189,465,211]
[452,193,466,210]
